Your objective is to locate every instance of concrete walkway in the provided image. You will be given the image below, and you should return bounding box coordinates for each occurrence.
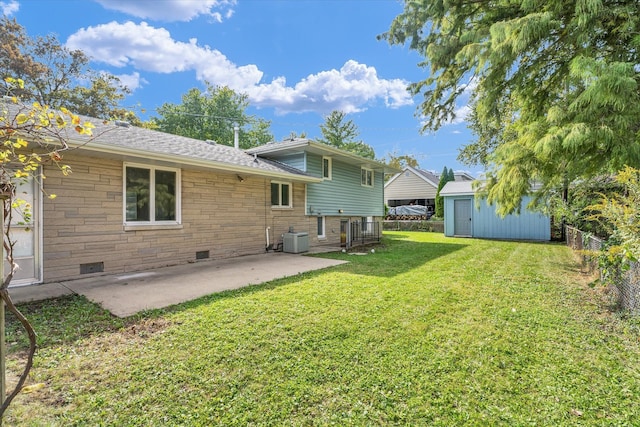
[9,252,347,317]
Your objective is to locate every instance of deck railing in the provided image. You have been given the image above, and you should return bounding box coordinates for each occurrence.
[350,221,380,246]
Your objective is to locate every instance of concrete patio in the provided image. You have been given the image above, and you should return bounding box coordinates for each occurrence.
[9,251,347,317]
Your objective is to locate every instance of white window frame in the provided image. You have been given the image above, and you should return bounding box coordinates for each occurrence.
[123,163,181,226]
[361,168,374,187]
[322,156,332,180]
[317,216,326,239]
[271,181,292,208]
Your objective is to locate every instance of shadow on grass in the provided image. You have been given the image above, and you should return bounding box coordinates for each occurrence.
[313,235,468,278]
[7,236,468,354]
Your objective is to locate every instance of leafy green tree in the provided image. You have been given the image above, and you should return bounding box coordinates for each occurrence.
[587,167,640,285]
[381,0,640,215]
[318,110,375,159]
[383,151,419,169]
[0,17,132,120]
[382,152,420,181]
[546,175,621,238]
[434,166,449,218]
[153,84,273,149]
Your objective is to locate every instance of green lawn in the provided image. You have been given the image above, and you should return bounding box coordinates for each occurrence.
[5,232,640,426]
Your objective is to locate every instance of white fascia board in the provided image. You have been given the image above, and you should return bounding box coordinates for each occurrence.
[67,140,322,183]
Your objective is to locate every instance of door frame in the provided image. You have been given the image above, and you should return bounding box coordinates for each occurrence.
[6,173,43,287]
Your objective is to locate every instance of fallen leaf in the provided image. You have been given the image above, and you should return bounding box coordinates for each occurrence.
[22,383,46,393]
[570,409,583,417]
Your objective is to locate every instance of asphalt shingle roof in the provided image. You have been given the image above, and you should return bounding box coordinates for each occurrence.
[3,101,315,180]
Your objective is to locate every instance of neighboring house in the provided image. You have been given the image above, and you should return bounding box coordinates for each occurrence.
[384,166,474,211]
[247,138,400,249]
[5,104,390,287]
[440,181,551,241]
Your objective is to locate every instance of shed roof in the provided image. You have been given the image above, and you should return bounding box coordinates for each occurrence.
[439,180,476,196]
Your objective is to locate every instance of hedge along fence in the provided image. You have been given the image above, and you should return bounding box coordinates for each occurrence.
[383,220,444,233]
[566,225,640,314]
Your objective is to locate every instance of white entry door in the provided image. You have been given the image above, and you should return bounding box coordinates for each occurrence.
[4,176,41,286]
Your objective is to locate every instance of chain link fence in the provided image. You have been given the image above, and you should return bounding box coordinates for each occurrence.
[565,225,640,314]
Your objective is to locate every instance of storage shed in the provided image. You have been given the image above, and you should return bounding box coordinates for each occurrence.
[440,181,550,241]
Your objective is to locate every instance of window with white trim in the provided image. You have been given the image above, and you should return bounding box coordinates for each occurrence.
[361,168,374,187]
[271,181,292,208]
[322,157,332,180]
[317,216,326,239]
[125,164,180,224]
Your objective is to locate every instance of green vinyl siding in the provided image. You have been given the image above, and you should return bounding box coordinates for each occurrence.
[266,153,306,171]
[306,153,384,217]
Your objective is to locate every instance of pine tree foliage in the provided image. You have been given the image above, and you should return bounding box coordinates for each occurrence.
[447,168,455,182]
[381,0,640,215]
[435,166,449,218]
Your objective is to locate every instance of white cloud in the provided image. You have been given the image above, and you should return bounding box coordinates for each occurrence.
[115,71,147,92]
[0,0,19,16]
[449,105,471,125]
[93,0,236,22]
[248,60,412,115]
[66,22,413,115]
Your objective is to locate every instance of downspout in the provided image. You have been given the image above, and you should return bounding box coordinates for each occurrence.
[266,227,271,251]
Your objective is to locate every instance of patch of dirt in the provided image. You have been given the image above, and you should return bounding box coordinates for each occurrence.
[122,317,174,338]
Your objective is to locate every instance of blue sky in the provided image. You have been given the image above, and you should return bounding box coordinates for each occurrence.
[5,0,480,175]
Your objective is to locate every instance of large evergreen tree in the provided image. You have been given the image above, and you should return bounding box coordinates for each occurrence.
[381,0,640,215]
[434,166,449,218]
[152,84,273,149]
[318,110,375,159]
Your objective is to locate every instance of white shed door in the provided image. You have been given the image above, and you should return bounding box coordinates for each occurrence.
[453,199,472,237]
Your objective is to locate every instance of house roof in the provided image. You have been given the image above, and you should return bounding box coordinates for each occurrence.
[3,102,320,183]
[385,166,475,188]
[246,138,401,174]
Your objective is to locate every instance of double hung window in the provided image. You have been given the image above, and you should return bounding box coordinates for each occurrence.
[361,168,374,187]
[271,181,292,208]
[125,164,180,224]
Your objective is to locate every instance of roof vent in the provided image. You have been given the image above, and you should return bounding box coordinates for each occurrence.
[205,139,217,145]
[114,120,131,128]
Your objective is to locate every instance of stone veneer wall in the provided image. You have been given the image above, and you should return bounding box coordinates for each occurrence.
[41,153,317,282]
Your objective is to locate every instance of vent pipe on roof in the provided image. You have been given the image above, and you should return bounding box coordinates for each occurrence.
[233,122,239,150]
